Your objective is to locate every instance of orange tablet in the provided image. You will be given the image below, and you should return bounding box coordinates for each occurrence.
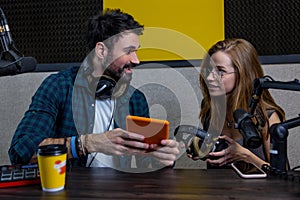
[126,115,169,144]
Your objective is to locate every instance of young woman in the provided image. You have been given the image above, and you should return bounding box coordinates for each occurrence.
[187,38,285,169]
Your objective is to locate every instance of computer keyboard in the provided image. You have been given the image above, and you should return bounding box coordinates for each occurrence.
[0,164,40,188]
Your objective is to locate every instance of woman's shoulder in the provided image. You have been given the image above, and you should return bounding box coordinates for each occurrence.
[266,109,276,118]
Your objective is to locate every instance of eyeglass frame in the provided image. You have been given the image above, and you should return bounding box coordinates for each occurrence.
[201,66,237,78]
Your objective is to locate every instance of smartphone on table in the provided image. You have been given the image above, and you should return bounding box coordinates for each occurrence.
[231,161,267,179]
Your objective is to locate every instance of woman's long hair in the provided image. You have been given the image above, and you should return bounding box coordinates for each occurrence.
[199,38,285,141]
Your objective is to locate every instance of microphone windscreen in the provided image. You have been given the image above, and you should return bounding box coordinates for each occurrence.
[233,108,247,123]
[0,59,17,76]
[233,108,262,148]
[19,57,37,73]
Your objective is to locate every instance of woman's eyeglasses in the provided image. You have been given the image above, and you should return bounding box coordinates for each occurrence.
[202,67,236,78]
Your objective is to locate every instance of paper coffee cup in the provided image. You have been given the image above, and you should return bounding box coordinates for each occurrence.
[37,144,67,192]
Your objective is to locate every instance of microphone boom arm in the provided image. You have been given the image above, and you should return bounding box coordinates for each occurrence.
[249,76,300,173]
[270,115,300,172]
[249,77,300,115]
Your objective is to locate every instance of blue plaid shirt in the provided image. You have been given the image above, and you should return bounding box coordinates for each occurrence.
[9,66,150,166]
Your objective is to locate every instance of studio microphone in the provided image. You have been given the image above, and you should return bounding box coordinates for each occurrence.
[0,7,37,77]
[233,108,262,148]
[0,56,37,77]
[0,7,13,48]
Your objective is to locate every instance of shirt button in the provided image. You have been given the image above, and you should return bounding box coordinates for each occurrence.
[91,104,95,107]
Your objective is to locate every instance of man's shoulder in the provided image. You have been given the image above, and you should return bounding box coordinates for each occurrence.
[117,85,146,105]
[127,85,145,97]
[45,66,80,83]
[54,66,79,78]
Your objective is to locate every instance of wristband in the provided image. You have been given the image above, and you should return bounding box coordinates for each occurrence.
[77,135,86,156]
[71,136,78,159]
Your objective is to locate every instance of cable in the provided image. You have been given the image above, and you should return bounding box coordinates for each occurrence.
[87,99,115,167]
[291,166,300,171]
[262,164,300,183]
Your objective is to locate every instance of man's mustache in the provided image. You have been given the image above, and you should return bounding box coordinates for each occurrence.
[123,63,136,70]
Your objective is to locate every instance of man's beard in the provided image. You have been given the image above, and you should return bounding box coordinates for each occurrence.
[103,63,133,83]
[102,63,133,98]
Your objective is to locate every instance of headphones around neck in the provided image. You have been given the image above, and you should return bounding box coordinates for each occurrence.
[83,64,129,100]
[95,75,116,100]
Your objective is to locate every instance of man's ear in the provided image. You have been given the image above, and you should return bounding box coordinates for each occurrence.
[95,42,107,59]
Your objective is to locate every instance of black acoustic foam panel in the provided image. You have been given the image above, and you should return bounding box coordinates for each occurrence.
[225,0,300,56]
[0,1,102,63]
[1,1,299,63]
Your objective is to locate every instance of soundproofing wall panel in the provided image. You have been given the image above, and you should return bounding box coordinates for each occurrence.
[225,0,300,56]
[0,1,102,64]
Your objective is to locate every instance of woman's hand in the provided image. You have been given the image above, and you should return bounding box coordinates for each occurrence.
[206,135,250,167]
[186,144,201,161]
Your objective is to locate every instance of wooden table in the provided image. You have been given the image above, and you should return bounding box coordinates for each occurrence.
[0,167,299,199]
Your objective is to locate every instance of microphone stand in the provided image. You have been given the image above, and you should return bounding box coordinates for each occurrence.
[0,26,9,52]
[270,115,300,172]
[0,7,23,61]
[249,76,300,115]
[0,6,32,76]
[248,76,300,173]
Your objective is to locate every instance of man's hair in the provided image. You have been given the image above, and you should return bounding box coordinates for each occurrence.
[85,8,144,51]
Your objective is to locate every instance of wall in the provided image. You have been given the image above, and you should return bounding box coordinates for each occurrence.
[0,72,52,165]
[0,64,299,169]
[104,0,224,61]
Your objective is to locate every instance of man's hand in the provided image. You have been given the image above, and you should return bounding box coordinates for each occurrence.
[30,137,71,164]
[39,138,66,146]
[82,128,150,156]
[148,139,183,167]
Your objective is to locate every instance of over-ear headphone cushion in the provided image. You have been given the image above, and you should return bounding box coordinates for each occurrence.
[95,75,116,100]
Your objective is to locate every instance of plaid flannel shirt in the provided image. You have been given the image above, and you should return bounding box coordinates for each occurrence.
[9,66,149,166]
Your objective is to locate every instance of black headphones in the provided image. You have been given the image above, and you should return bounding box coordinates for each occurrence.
[94,75,116,100]
[82,63,129,100]
[82,62,117,100]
